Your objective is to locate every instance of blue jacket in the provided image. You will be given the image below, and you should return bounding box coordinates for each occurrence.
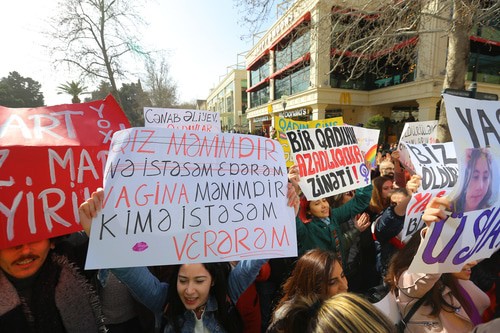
[100,259,266,332]
[296,184,372,262]
[374,205,404,275]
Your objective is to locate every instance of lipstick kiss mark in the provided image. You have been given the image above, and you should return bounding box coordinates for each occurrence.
[132,242,148,252]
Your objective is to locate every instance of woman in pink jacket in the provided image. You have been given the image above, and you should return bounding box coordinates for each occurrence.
[385,197,490,333]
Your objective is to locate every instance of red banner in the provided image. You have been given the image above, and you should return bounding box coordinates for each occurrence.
[0,95,130,249]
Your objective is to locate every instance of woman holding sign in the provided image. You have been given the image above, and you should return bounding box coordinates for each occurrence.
[385,201,490,333]
[453,148,495,213]
[79,184,300,333]
[288,165,373,265]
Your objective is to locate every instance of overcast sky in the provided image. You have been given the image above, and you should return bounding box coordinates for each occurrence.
[0,0,269,105]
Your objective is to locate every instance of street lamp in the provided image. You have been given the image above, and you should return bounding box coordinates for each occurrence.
[281,95,288,111]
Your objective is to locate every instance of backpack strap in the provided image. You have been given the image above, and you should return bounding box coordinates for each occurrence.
[398,289,432,330]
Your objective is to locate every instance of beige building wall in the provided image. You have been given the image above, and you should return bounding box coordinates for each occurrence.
[206,69,248,132]
[243,0,500,135]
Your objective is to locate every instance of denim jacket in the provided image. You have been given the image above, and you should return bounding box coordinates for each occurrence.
[100,259,267,332]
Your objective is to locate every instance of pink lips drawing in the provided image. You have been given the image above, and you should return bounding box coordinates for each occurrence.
[132,242,149,252]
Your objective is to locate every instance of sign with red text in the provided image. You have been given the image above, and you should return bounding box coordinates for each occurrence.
[400,142,457,241]
[85,128,296,269]
[285,126,371,201]
[0,95,130,249]
[409,95,499,273]
[274,116,344,167]
[144,107,221,132]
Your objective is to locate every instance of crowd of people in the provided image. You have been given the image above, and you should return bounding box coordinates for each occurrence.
[1,142,498,333]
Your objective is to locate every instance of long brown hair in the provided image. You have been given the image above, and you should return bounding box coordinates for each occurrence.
[275,249,338,310]
[369,176,393,215]
[385,230,471,317]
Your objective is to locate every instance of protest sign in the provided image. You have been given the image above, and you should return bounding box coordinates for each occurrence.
[400,142,457,241]
[0,95,130,249]
[400,120,438,144]
[85,128,296,269]
[274,116,344,167]
[285,126,370,201]
[144,107,221,132]
[349,125,380,168]
[398,120,438,173]
[409,95,499,273]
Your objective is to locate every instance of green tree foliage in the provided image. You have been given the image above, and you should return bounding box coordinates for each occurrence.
[57,81,88,103]
[119,80,150,127]
[85,81,114,102]
[87,80,149,126]
[0,71,44,107]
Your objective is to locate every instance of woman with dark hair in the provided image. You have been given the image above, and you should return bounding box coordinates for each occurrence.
[453,148,495,213]
[162,262,243,332]
[288,165,372,262]
[368,175,394,219]
[385,224,490,332]
[79,184,301,333]
[373,174,421,277]
[267,249,348,333]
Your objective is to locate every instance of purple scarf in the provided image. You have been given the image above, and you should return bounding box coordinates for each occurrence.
[458,284,482,326]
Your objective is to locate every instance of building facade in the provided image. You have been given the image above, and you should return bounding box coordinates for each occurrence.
[244,0,500,141]
[206,69,248,133]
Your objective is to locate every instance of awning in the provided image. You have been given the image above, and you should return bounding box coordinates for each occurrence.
[470,35,500,47]
[269,12,311,51]
[246,49,270,70]
[331,36,418,60]
[269,53,311,79]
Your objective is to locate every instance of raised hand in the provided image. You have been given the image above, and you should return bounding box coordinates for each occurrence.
[354,212,370,232]
[422,196,451,227]
[78,188,104,236]
[406,174,421,195]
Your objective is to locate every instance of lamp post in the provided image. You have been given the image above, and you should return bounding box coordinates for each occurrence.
[281,95,288,112]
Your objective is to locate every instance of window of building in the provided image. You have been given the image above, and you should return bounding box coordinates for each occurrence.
[250,85,270,108]
[275,64,310,99]
[329,5,418,91]
[249,56,270,87]
[241,79,248,113]
[275,28,311,71]
[467,24,500,85]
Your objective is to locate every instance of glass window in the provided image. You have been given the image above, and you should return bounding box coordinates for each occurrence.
[250,58,270,86]
[250,85,270,108]
[274,64,310,99]
[468,39,500,84]
[275,26,310,72]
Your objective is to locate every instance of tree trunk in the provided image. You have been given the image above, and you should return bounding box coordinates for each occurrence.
[438,0,474,142]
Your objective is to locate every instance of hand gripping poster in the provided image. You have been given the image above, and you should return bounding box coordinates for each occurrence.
[409,94,499,274]
[285,126,371,201]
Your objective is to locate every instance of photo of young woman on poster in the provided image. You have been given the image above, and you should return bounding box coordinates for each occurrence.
[453,148,497,213]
